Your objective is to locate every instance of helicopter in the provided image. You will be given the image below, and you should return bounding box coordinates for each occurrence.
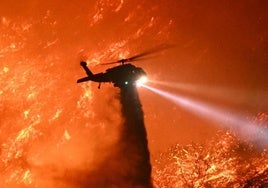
[77,44,173,89]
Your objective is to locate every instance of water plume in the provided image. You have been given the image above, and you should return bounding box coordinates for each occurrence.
[116,85,152,187]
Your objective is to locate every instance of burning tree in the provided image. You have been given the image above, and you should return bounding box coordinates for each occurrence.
[152,113,268,188]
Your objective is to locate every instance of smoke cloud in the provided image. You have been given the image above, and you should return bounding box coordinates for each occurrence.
[39,85,152,188]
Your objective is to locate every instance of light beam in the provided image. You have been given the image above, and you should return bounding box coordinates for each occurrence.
[142,84,268,148]
[149,80,268,107]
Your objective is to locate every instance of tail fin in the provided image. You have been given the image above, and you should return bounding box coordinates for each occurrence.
[80,61,93,76]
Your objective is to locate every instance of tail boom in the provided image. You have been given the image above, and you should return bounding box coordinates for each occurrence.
[80,61,93,76]
[77,76,92,83]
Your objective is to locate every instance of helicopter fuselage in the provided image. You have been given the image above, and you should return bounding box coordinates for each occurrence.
[77,62,146,88]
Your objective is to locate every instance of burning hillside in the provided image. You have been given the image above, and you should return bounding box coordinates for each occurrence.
[152,113,268,188]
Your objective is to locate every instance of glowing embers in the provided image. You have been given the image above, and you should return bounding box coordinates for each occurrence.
[90,0,125,26]
[3,66,9,73]
[153,131,268,187]
[142,84,268,148]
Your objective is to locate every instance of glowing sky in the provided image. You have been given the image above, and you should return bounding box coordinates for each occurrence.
[1,0,268,186]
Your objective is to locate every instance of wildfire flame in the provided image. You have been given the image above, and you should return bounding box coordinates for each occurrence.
[152,113,268,187]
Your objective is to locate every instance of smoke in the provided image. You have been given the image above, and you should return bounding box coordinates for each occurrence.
[23,85,152,188]
[57,85,152,187]
[0,86,126,187]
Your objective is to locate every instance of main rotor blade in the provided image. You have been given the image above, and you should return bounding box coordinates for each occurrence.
[101,44,175,65]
